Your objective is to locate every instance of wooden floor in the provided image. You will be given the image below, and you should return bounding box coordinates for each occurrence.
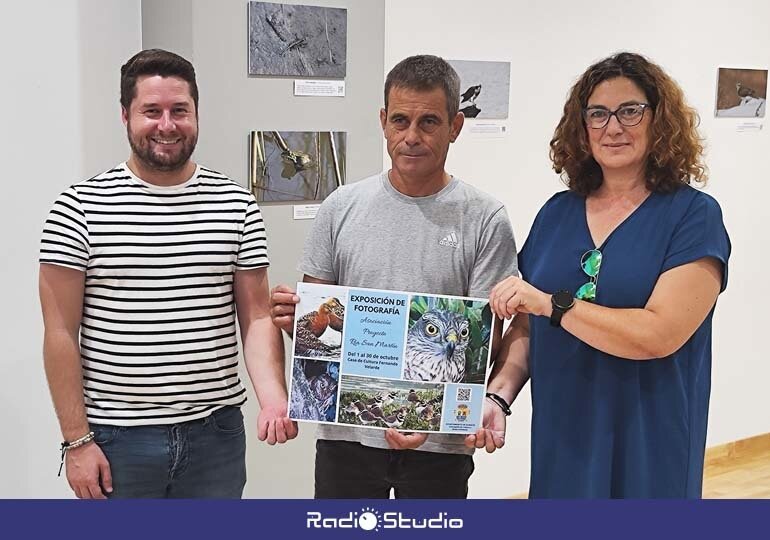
[703,432,770,498]
[508,433,770,498]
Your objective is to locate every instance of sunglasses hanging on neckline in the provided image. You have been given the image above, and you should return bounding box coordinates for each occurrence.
[576,249,602,301]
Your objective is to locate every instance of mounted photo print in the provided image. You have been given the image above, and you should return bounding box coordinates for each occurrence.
[715,67,767,118]
[447,59,511,119]
[249,130,346,202]
[248,1,347,78]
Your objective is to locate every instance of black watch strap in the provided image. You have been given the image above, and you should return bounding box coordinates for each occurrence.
[550,307,567,328]
[486,392,512,416]
[550,290,575,328]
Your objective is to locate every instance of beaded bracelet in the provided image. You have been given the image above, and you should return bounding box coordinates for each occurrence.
[485,392,512,416]
[58,431,95,477]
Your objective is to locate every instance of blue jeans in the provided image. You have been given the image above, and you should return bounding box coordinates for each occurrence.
[90,406,246,498]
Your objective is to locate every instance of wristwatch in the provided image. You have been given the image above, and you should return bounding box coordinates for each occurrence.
[550,290,575,327]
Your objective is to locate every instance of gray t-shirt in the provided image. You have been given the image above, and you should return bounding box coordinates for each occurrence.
[299,171,518,454]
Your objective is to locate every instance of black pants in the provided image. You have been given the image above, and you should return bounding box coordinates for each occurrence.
[314,440,474,499]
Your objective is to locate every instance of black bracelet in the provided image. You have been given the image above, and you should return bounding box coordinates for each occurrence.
[485,392,512,416]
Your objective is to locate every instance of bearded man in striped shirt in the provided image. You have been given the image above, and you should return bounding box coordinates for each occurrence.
[39,49,296,499]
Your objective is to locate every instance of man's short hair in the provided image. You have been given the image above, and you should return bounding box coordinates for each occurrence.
[384,55,461,119]
[120,49,199,112]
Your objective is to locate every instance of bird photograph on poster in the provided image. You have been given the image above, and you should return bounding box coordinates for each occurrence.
[289,357,339,422]
[404,296,492,385]
[337,375,444,431]
[248,1,347,77]
[250,130,345,203]
[447,59,511,119]
[293,290,346,360]
[715,67,767,118]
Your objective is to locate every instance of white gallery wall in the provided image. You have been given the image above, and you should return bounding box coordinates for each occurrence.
[384,0,770,497]
[0,1,141,497]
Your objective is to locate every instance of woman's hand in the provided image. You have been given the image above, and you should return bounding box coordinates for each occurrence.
[490,276,551,320]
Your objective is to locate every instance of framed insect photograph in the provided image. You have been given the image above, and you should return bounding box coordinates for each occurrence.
[248,1,347,78]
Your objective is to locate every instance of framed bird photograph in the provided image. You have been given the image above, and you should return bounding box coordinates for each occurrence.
[715,67,767,118]
[447,59,511,119]
[249,130,346,203]
[287,283,493,434]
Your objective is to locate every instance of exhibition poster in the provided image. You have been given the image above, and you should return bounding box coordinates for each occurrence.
[288,283,494,434]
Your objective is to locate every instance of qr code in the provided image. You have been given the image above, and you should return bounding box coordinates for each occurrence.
[456,387,471,402]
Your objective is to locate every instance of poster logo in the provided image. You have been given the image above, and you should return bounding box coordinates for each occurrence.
[455,404,470,422]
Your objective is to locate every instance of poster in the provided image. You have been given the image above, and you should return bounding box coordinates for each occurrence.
[288,283,494,434]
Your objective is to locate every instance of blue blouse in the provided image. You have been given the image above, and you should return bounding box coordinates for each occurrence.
[518,185,731,498]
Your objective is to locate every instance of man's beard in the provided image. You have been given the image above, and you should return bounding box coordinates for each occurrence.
[127,124,197,172]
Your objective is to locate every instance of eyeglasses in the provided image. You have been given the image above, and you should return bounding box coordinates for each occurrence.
[583,103,651,129]
[576,249,602,301]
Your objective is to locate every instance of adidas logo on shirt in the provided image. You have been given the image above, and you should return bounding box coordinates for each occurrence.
[439,232,459,248]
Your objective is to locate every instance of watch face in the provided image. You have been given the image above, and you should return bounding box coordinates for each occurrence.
[552,290,574,309]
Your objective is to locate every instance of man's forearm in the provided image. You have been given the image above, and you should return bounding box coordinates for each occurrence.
[43,330,89,441]
[243,316,289,408]
[487,314,530,405]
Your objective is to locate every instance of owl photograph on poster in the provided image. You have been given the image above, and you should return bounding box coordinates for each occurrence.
[289,357,339,422]
[403,296,492,384]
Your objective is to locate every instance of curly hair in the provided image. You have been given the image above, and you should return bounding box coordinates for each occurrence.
[550,52,706,195]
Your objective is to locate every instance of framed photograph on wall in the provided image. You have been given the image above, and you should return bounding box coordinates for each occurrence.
[447,59,511,119]
[715,67,767,118]
[249,130,346,203]
[248,1,347,78]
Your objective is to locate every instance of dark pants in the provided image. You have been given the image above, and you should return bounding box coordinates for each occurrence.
[90,406,246,498]
[314,440,474,499]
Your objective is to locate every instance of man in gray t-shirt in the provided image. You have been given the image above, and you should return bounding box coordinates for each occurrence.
[271,55,517,498]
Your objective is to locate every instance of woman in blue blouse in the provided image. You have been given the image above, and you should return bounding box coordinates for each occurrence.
[468,52,731,498]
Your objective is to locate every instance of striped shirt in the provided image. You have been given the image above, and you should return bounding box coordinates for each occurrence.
[40,163,268,426]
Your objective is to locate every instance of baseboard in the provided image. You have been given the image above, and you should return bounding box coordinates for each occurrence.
[704,432,770,472]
